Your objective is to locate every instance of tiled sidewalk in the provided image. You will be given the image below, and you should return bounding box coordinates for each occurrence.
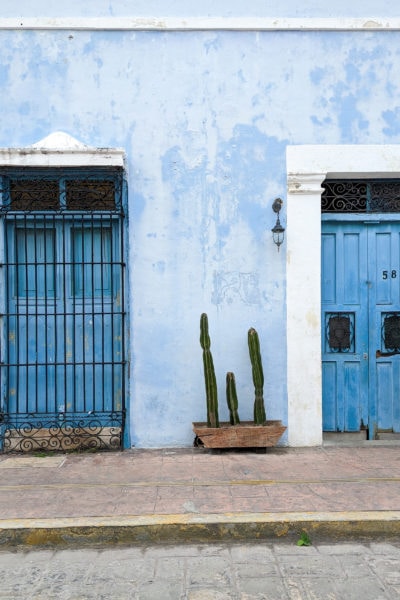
[1,445,400,545]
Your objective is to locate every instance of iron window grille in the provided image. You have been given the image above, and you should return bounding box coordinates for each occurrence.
[0,167,126,452]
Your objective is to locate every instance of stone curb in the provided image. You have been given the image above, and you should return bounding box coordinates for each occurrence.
[1,511,400,548]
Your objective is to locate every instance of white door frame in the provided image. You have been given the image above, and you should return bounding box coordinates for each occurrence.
[286,145,400,446]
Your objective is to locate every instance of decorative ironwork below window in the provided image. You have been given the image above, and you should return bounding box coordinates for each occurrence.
[322,179,400,213]
[325,312,355,353]
[1,412,123,452]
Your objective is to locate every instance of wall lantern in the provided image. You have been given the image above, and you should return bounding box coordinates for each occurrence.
[271,198,285,251]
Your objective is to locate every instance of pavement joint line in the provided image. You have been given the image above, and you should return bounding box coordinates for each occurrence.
[1,510,400,529]
[2,476,400,491]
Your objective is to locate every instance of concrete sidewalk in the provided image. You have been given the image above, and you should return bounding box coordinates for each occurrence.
[1,444,400,547]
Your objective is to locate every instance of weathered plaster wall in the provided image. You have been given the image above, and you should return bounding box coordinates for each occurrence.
[0,8,400,445]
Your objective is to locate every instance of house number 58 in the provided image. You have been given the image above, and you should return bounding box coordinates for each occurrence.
[383,270,397,279]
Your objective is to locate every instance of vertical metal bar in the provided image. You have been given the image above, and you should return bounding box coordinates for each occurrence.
[9,215,18,417]
[90,210,95,413]
[51,212,57,415]
[0,202,5,419]
[44,217,49,414]
[59,178,67,416]
[62,211,68,413]
[33,215,39,414]
[0,206,7,449]
[23,212,29,415]
[43,217,48,414]
[100,214,105,414]
[110,212,115,414]
[72,212,77,414]
[120,208,126,422]
[42,214,53,415]
[80,213,86,412]
[2,212,10,426]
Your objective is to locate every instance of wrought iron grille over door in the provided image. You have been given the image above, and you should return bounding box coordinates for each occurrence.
[321,179,400,213]
[0,168,126,451]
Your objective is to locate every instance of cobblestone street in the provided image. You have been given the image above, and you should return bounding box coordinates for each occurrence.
[1,541,400,599]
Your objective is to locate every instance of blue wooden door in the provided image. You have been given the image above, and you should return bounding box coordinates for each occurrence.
[322,220,400,437]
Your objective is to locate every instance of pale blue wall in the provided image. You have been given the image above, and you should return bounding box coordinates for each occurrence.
[2,1,399,17]
[0,7,400,445]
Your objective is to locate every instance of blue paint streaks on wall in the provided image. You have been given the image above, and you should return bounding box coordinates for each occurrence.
[344,63,361,84]
[382,108,400,137]
[18,102,31,115]
[216,125,287,236]
[0,64,9,86]
[310,115,333,127]
[309,67,325,85]
[333,93,369,141]
[27,41,69,81]
[306,36,398,142]
[132,192,146,221]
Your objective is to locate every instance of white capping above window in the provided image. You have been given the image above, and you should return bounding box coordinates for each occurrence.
[0,132,125,168]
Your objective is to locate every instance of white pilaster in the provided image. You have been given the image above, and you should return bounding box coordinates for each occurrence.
[286,172,325,446]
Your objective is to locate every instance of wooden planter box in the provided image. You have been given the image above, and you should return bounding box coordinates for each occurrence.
[193,420,286,449]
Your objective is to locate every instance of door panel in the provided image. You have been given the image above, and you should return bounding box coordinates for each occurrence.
[370,225,400,436]
[322,222,369,433]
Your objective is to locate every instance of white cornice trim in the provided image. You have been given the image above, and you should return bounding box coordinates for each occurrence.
[287,145,400,176]
[0,132,125,167]
[0,17,399,31]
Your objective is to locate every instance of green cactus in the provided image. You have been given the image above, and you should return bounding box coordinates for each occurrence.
[226,372,240,425]
[248,327,266,424]
[200,313,219,428]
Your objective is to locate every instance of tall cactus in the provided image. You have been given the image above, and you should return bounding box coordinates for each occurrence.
[200,313,219,428]
[248,327,266,424]
[226,372,240,425]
